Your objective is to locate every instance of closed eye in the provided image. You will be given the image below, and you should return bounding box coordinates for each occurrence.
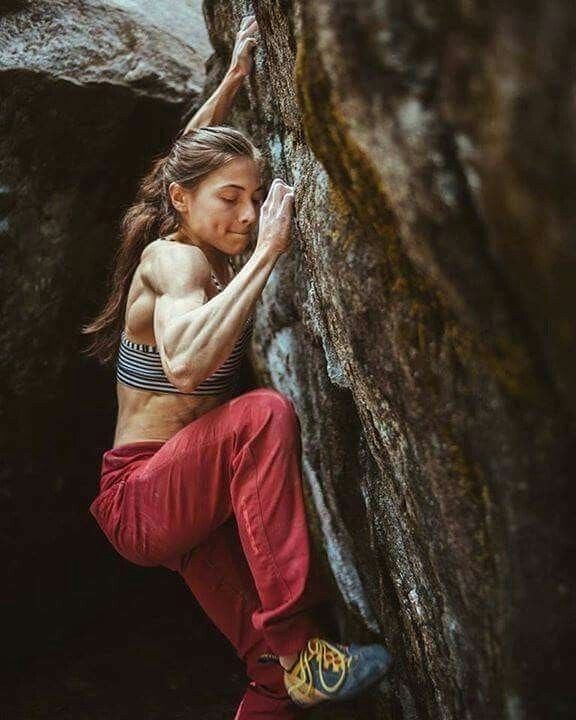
[220,194,263,206]
[220,197,264,204]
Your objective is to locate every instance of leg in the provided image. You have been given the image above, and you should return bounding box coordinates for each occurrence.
[177,516,306,718]
[90,388,329,656]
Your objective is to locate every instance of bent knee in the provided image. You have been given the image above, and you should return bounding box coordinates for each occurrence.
[247,388,297,419]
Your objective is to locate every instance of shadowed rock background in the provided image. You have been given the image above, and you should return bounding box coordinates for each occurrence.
[0,2,248,718]
[1,1,574,719]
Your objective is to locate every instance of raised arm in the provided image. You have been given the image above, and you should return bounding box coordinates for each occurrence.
[180,15,259,134]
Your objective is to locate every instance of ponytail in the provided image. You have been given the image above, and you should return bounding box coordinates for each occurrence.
[79,153,175,365]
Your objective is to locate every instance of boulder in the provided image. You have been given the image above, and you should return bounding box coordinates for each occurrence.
[203,2,576,718]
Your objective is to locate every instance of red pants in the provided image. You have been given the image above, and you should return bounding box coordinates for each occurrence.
[89,388,331,718]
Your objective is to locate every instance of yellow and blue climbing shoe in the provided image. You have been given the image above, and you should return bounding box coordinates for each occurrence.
[275,637,392,708]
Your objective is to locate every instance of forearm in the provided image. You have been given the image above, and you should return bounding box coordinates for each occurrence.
[167,246,278,389]
[181,69,245,133]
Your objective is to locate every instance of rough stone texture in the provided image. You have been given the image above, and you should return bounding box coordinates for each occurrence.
[203,2,575,719]
[1,2,574,719]
[0,0,210,677]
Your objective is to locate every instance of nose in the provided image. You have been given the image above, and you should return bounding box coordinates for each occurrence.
[239,200,257,226]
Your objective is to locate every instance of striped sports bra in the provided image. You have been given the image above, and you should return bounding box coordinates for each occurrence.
[116,260,254,396]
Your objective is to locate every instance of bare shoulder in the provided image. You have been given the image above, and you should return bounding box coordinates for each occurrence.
[141,240,212,297]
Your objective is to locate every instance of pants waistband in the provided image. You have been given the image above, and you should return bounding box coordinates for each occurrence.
[99,440,165,492]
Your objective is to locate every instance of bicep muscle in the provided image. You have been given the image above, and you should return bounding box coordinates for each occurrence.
[143,244,212,383]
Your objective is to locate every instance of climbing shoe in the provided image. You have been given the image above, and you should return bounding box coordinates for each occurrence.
[258,637,392,708]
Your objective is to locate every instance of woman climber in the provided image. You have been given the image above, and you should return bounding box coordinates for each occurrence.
[82,14,391,719]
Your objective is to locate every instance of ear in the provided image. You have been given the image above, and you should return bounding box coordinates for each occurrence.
[168,181,188,213]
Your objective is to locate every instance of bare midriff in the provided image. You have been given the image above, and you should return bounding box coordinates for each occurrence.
[113,382,237,447]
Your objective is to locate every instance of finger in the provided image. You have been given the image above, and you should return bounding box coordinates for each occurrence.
[240,14,255,30]
[270,179,288,204]
[238,17,257,36]
[272,185,293,213]
[279,190,295,215]
[263,180,280,202]
[237,37,257,59]
[269,178,285,192]
[238,28,259,45]
[262,179,282,210]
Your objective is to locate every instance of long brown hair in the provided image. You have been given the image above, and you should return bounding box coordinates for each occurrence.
[80,125,263,366]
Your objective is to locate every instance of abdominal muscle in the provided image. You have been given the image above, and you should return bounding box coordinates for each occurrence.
[113,382,237,447]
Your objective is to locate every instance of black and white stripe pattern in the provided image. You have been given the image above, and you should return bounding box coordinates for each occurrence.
[116,268,254,396]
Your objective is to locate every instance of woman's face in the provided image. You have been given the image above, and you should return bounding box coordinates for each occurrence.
[170,156,264,254]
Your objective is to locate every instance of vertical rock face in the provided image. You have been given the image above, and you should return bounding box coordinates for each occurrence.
[204,2,575,718]
[0,0,210,669]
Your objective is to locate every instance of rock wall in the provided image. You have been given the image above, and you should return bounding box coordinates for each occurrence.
[203,2,575,719]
